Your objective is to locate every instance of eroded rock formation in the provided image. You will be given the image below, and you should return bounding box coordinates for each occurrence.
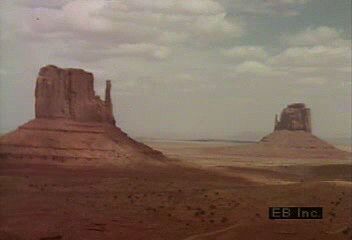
[274,103,311,132]
[246,103,350,159]
[0,65,164,164]
[35,65,115,125]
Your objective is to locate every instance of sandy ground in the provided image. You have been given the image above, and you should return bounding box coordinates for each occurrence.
[0,140,351,240]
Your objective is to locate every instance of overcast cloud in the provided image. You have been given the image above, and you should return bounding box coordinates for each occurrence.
[0,0,351,140]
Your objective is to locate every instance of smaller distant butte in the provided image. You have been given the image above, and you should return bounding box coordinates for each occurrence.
[217,103,350,160]
[257,103,349,159]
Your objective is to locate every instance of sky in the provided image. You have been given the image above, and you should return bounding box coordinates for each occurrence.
[0,0,351,140]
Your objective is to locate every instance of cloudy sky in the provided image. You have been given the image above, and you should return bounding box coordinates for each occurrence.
[0,0,351,140]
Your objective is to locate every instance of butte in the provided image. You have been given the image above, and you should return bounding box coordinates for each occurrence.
[219,103,349,159]
[0,65,165,166]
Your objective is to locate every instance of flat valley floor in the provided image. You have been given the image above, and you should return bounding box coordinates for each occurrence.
[0,140,351,240]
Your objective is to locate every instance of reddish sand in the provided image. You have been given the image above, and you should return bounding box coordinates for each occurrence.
[202,131,350,160]
[1,139,351,240]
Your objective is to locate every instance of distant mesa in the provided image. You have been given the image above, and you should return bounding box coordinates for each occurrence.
[0,65,165,164]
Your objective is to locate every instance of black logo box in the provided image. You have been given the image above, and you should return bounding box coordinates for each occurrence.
[269,207,323,219]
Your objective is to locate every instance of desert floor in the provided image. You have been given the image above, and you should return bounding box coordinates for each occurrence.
[0,140,351,240]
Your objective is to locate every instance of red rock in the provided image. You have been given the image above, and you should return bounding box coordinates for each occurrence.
[274,103,311,132]
[0,65,165,164]
[35,65,115,124]
[212,103,349,159]
[242,103,350,159]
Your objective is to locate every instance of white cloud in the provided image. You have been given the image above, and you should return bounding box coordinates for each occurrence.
[266,0,310,5]
[223,46,268,60]
[20,0,242,42]
[113,43,171,60]
[14,0,243,62]
[295,77,326,85]
[20,0,114,37]
[270,45,351,68]
[158,31,189,44]
[176,0,224,15]
[282,26,348,47]
[17,0,71,9]
[0,68,7,77]
[194,13,243,37]
[62,0,112,32]
[271,26,351,85]
[234,61,276,76]
[226,27,350,86]
[219,0,311,16]
[124,0,224,15]
[56,42,171,61]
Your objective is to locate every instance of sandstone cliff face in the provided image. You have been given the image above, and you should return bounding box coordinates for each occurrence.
[274,103,311,132]
[35,65,115,125]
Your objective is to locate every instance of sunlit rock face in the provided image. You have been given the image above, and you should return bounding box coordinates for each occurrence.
[274,103,311,133]
[35,65,115,125]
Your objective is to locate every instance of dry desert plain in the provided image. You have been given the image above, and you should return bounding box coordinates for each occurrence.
[0,139,351,240]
